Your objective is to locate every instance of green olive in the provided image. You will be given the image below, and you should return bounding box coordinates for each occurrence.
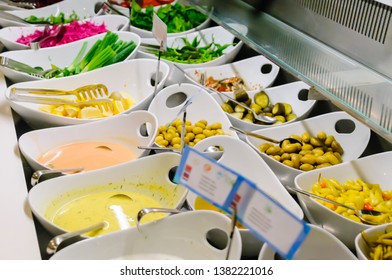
[259,143,273,153]
[266,146,283,156]
[300,163,314,171]
[316,163,332,169]
[301,132,311,143]
[310,137,323,147]
[326,153,340,165]
[331,140,344,155]
[300,154,316,165]
[317,131,327,141]
[324,135,335,146]
[291,154,301,169]
[283,143,300,153]
[282,160,294,168]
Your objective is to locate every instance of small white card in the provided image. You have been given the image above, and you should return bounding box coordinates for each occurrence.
[175,146,310,259]
[152,13,167,51]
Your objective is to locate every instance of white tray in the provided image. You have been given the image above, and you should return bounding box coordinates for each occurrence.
[259,224,357,260]
[212,81,316,131]
[0,14,130,51]
[28,152,188,237]
[18,110,158,172]
[137,25,245,85]
[295,151,392,250]
[148,83,239,141]
[187,135,304,258]
[184,55,280,93]
[244,111,371,187]
[0,0,101,28]
[50,210,242,260]
[0,30,141,83]
[5,58,169,128]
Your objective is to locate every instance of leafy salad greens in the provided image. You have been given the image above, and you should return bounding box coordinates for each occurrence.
[24,11,79,24]
[147,36,235,64]
[130,0,208,33]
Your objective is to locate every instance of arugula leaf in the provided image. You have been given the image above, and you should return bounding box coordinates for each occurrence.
[130,1,208,33]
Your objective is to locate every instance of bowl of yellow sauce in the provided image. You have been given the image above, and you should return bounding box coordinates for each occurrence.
[28,152,188,237]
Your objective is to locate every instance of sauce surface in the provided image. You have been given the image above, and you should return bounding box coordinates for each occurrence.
[194,196,246,229]
[37,141,136,171]
[50,191,165,237]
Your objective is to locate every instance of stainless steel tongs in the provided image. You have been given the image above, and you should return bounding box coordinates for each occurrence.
[0,55,53,78]
[9,84,114,110]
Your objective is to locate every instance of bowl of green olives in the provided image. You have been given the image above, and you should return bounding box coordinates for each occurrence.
[148,83,239,151]
[243,111,371,187]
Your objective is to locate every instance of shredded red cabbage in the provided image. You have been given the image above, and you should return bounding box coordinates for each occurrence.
[16,20,108,48]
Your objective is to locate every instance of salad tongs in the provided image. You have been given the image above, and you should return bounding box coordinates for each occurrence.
[0,56,53,78]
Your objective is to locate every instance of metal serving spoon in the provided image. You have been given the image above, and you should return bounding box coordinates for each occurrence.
[229,126,302,147]
[47,193,133,254]
[286,186,386,225]
[138,145,223,159]
[47,221,108,255]
[31,167,83,186]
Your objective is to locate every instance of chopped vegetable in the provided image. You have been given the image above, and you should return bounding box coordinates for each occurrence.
[41,32,137,78]
[130,0,208,33]
[203,75,246,92]
[16,21,108,48]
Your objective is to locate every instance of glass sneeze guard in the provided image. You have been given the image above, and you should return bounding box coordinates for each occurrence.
[188,0,392,144]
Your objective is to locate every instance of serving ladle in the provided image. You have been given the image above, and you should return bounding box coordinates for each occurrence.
[229,126,303,147]
[286,186,386,225]
[47,193,134,254]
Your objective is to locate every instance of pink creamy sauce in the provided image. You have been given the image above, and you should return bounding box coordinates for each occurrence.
[37,141,136,171]
[16,21,107,47]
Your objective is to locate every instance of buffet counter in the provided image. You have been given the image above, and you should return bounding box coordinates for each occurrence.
[0,71,41,259]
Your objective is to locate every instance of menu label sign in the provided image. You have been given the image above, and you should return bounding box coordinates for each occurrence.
[175,146,310,259]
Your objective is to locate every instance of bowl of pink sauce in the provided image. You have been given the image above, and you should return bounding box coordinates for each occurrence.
[18,110,159,175]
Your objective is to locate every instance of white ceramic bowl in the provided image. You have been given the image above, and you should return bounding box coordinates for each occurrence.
[294,151,392,250]
[186,135,304,258]
[148,83,239,146]
[259,224,357,260]
[212,81,316,131]
[130,1,211,38]
[183,55,280,93]
[244,111,371,187]
[0,14,130,51]
[0,30,141,83]
[28,152,188,236]
[0,0,101,27]
[49,210,242,260]
[6,58,170,128]
[18,110,158,173]
[137,25,245,85]
[355,222,392,260]
[0,2,24,11]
